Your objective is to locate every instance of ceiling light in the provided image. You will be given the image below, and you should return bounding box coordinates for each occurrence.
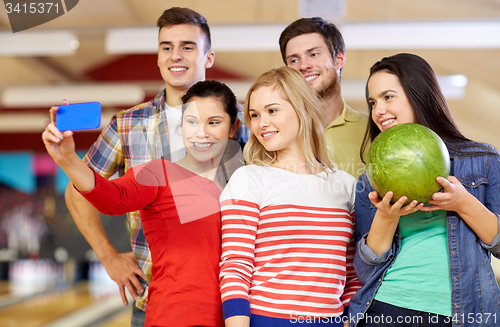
[105,20,500,54]
[436,75,468,100]
[1,84,145,108]
[440,74,468,88]
[106,27,158,54]
[340,76,467,101]
[0,75,467,132]
[343,20,500,50]
[225,76,467,101]
[0,31,79,56]
[0,112,116,132]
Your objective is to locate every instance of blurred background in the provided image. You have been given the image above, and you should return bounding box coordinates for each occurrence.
[0,0,499,326]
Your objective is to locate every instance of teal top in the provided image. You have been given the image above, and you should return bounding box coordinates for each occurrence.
[374,209,452,316]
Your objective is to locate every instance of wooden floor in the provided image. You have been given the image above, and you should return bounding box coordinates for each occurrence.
[1,263,499,327]
[0,281,10,296]
[101,310,132,327]
[0,281,132,327]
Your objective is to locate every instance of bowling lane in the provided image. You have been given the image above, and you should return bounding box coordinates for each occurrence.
[0,282,121,327]
[99,308,132,327]
[0,281,9,296]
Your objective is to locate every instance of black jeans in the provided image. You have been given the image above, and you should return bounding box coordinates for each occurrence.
[358,300,452,327]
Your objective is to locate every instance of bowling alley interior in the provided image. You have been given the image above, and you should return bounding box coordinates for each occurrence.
[1,0,500,326]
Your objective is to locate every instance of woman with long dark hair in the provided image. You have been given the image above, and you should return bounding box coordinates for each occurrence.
[350,53,500,327]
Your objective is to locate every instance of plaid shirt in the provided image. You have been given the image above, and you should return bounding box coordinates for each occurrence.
[83,89,246,311]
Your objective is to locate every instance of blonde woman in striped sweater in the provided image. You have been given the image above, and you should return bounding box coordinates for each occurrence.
[219,66,361,327]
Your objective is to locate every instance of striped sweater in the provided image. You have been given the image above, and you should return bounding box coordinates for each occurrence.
[219,165,361,323]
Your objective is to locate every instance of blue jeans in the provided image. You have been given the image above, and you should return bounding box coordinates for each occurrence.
[131,305,146,327]
[359,300,451,327]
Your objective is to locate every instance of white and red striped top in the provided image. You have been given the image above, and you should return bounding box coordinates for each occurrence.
[219,165,361,321]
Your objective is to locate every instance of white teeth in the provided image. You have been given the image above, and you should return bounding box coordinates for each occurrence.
[381,118,396,126]
[193,142,212,148]
[262,132,277,137]
[305,75,317,81]
[170,67,187,72]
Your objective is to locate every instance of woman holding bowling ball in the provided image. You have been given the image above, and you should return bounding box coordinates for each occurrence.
[349,53,500,327]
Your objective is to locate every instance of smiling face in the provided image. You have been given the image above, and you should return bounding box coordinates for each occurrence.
[248,86,301,157]
[284,33,344,97]
[157,24,214,94]
[368,71,417,131]
[182,96,235,165]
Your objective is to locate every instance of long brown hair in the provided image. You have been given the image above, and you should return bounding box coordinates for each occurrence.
[360,53,470,163]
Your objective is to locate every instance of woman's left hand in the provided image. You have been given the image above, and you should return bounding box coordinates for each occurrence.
[420,176,470,212]
[42,104,76,165]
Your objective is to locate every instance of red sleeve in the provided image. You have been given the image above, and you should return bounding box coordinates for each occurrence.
[79,165,161,216]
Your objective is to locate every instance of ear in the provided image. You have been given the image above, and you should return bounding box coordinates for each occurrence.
[334,51,346,71]
[229,119,241,139]
[205,50,215,69]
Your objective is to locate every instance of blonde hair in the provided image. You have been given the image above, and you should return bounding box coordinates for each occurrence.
[243,66,333,172]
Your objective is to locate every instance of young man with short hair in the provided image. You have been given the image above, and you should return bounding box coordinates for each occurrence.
[280,17,368,178]
[65,7,244,327]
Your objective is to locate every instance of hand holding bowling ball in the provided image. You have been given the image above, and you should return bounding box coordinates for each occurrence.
[366,123,450,205]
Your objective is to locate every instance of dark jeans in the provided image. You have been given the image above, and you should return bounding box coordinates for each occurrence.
[251,313,344,326]
[131,305,146,327]
[358,300,452,327]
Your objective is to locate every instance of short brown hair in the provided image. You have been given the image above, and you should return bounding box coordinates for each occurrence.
[279,17,345,64]
[156,7,211,53]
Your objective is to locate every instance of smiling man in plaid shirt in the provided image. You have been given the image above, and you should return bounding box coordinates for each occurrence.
[64,7,247,327]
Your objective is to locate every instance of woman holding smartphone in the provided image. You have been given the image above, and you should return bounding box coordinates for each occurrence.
[43,80,241,327]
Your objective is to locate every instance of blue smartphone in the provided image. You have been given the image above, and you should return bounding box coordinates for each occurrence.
[56,102,101,131]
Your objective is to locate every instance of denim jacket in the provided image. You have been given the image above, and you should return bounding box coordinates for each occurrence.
[349,141,500,327]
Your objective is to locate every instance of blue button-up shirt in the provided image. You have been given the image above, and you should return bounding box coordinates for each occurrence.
[349,141,500,327]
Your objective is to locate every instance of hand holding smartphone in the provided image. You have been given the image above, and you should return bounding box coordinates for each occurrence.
[56,102,101,131]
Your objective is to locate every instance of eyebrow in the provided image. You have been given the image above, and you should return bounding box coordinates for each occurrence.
[159,40,198,47]
[265,103,280,108]
[285,46,322,61]
[184,114,225,119]
[248,103,280,111]
[368,89,396,100]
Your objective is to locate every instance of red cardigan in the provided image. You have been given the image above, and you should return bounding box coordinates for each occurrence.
[80,159,224,327]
